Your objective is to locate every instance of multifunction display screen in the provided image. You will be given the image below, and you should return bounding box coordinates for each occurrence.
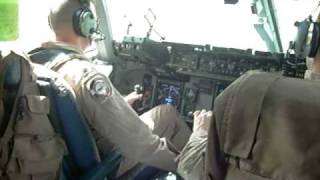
[155,81,184,109]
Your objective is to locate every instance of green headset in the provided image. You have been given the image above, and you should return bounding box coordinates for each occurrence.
[48,0,97,38]
[293,16,320,59]
[72,0,97,38]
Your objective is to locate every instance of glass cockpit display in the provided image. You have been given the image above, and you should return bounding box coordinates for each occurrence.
[154,81,184,109]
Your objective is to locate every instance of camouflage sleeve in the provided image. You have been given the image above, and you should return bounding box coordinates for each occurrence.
[77,71,179,171]
[177,132,207,180]
[177,71,261,180]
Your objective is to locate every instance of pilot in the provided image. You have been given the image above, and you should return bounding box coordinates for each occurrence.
[177,109,213,180]
[178,5,320,180]
[303,14,320,81]
[29,0,194,178]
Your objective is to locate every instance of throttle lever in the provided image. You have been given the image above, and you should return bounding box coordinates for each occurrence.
[187,111,194,120]
[134,84,144,94]
[133,84,144,114]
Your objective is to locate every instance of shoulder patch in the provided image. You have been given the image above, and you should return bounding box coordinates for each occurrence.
[89,78,112,97]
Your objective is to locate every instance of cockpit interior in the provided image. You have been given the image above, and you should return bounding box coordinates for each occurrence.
[0,0,318,179]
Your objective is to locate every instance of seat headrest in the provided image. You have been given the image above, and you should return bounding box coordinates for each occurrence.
[4,60,21,89]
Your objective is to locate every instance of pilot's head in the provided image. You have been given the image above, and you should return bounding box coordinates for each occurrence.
[48,0,97,50]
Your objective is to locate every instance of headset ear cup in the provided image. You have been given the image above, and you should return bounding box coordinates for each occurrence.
[48,10,54,30]
[48,15,52,29]
[73,8,84,37]
[293,18,312,58]
[73,7,96,38]
[309,22,320,57]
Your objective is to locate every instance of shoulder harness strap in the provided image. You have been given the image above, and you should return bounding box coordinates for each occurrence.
[46,53,87,72]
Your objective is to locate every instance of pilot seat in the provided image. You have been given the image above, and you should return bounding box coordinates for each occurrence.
[3,57,122,180]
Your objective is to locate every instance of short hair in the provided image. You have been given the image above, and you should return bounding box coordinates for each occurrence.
[48,0,82,33]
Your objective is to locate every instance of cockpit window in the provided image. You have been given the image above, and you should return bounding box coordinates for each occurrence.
[273,0,317,51]
[108,0,319,53]
[0,0,53,52]
[0,0,19,41]
[0,0,317,54]
[108,0,268,51]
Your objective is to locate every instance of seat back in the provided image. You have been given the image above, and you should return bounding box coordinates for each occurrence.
[29,49,123,179]
[38,79,101,178]
[30,48,102,177]
[36,71,122,180]
[1,59,21,135]
[3,58,21,89]
[1,53,66,179]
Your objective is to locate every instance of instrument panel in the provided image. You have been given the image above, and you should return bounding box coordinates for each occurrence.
[113,37,307,121]
[165,42,284,78]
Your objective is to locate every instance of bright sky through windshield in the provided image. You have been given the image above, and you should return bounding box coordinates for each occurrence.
[0,0,53,52]
[0,0,317,53]
[108,0,267,51]
[108,0,317,52]
[274,0,317,52]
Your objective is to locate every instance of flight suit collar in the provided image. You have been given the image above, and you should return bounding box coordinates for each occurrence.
[41,41,84,55]
[304,70,320,81]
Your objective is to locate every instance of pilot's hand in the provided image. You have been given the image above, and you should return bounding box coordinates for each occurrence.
[193,109,213,134]
[124,91,143,106]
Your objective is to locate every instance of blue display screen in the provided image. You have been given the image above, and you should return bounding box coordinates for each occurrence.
[155,81,183,109]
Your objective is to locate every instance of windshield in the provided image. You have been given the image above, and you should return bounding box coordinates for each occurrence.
[0,0,18,41]
[0,0,53,52]
[108,0,268,51]
[108,0,317,52]
[0,0,318,53]
[274,0,318,52]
